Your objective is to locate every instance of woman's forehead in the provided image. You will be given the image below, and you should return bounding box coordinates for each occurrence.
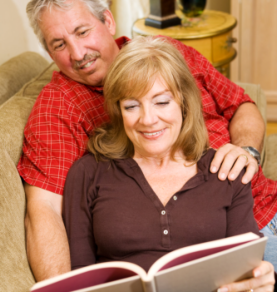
[121,75,172,99]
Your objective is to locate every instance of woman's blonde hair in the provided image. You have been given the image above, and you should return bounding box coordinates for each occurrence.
[88,36,209,162]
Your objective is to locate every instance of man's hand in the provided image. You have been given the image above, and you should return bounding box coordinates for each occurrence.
[210,143,259,184]
[25,183,71,281]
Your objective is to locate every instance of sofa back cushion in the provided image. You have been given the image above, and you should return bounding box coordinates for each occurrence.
[0,62,58,165]
[0,52,49,106]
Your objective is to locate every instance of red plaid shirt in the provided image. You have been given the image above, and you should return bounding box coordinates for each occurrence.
[17,36,277,229]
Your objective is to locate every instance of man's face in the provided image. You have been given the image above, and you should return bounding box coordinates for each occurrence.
[39,0,119,86]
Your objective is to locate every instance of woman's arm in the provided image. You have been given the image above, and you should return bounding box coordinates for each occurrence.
[62,155,97,270]
[221,171,275,291]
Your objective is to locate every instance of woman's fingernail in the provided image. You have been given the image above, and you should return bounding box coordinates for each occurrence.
[220,173,226,180]
[254,270,261,277]
[217,288,228,292]
[229,173,235,180]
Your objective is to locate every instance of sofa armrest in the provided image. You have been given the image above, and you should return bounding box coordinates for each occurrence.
[263,134,277,181]
[0,150,35,291]
[0,62,58,291]
[0,52,49,106]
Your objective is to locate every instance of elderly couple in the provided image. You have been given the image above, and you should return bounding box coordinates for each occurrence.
[18,0,277,291]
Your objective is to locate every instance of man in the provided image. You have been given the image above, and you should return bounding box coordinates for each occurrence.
[18,0,276,285]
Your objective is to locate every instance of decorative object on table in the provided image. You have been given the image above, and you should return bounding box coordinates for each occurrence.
[177,0,207,17]
[145,0,181,29]
[133,10,237,78]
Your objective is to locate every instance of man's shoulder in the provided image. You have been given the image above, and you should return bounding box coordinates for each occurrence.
[155,35,204,70]
[42,71,88,95]
[35,71,99,109]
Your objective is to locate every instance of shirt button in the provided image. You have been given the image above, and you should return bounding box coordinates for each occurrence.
[173,196,177,201]
[163,230,168,235]
[161,210,166,215]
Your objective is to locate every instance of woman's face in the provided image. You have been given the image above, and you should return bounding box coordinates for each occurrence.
[120,77,183,159]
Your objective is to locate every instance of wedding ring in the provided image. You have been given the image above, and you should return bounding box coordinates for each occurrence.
[239,154,248,164]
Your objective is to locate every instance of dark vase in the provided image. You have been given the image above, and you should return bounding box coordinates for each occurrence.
[178,0,207,17]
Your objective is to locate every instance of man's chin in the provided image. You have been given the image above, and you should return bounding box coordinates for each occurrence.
[61,69,103,86]
[80,76,103,87]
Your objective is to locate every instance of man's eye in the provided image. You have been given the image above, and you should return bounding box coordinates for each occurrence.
[54,43,64,51]
[79,30,89,37]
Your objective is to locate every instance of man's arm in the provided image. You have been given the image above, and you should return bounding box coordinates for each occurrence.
[210,102,265,183]
[229,102,265,152]
[25,183,71,281]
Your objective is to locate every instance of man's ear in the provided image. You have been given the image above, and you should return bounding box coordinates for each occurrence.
[103,10,116,36]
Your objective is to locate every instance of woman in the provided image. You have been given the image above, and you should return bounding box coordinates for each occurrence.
[63,36,274,291]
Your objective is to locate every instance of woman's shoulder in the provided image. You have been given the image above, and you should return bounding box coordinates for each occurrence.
[199,148,248,187]
[67,153,113,178]
[198,148,216,166]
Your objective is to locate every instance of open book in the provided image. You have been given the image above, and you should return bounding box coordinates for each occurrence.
[30,233,266,292]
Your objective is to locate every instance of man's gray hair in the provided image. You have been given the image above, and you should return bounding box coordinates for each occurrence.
[26,0,109,50]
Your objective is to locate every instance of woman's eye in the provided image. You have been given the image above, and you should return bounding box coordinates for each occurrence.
[156,101,170,106]
[124,105,138,110]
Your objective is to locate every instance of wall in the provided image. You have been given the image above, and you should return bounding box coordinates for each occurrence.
[1,0,230,66]
[231,0,277,121]
[0,0,50,66]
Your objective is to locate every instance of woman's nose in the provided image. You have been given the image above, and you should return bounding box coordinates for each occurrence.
[140,107,158,126]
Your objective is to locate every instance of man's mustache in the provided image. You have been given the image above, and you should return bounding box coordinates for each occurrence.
[73,53,101,70]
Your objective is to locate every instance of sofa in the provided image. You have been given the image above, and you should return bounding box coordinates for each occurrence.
[0,52,277,292]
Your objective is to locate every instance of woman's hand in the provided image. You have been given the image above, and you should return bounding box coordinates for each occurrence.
[217,261,275,292]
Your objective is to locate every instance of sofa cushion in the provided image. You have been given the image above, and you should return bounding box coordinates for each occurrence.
[0,62,59,166]
[0,61,58,292]
[0,52,49,106]
[0,150,35,292]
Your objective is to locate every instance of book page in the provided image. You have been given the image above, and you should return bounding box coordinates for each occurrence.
[72,275,143,292]
[147,232,260,278]
[31,262,146,292]
[154,238,266,292]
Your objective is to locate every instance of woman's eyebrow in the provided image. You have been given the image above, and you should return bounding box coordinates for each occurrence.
[152,90,171,98]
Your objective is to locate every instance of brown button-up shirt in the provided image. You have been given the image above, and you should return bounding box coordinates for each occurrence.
[63,149,260,272]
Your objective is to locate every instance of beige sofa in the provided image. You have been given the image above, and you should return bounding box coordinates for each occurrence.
[0,52,277,292]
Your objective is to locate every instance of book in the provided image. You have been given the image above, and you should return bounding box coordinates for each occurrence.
[30,232,267,292]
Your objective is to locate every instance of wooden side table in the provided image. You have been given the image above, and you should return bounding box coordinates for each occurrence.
[132,10,237,78]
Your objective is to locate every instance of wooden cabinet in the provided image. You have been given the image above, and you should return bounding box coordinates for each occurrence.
[132,10,237,77]
[231,0,277,121]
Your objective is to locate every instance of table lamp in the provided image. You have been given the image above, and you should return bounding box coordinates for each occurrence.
[145,0,181,29]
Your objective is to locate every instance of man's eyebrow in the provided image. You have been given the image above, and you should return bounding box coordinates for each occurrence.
[49,24,91,48]
[72,24,91,34]
[49,38,63,48]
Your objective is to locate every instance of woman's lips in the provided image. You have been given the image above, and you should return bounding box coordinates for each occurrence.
[140,129,165,139]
